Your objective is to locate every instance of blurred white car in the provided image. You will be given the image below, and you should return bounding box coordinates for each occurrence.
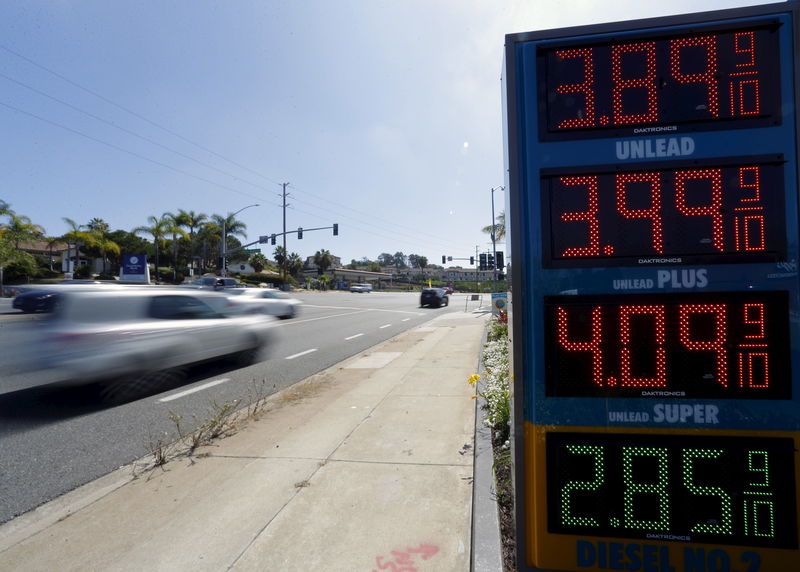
[349,283,372,293]
[35,287,275,389]
[225,288,301,319]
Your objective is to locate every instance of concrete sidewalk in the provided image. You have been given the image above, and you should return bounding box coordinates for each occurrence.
[0,310,490,571]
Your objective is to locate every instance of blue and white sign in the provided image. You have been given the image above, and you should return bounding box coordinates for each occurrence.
[120,254,150,283]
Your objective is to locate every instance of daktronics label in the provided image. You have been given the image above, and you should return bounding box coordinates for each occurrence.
[547,433,798,548]
[539,21,781,139]
[541,158,786,267]
[544,291,791,399]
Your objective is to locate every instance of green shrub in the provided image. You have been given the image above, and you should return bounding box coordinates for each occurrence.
[74,265,94,279]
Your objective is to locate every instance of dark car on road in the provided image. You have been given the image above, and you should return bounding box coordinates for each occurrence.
[420,288,449,308]
[12,290,61,313]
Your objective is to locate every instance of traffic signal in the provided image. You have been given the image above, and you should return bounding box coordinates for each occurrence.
[487,254,495,269]
[442,255,447,264]
[479,253,487,271]
[333,223,339,236]
[496,251,504,269]
[297,227,303,239]
[271,234,276,245]
[470,256,475,265]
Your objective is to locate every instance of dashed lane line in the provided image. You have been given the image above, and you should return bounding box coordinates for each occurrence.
[285,348,318,360]
[158,378,230,403]
[345,333,364,340]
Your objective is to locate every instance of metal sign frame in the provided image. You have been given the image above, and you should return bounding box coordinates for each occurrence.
[504,2,800,570]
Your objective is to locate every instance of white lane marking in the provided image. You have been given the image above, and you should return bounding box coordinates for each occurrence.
[158,378,230,403]
[345,333,364,340]
[379,324,391,329]
[401,318,410,322]
[275,309,369,327]
[286,348,318,360]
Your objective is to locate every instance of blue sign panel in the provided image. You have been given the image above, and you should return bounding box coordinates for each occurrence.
[505,2,800,571]
[122,254,147,276]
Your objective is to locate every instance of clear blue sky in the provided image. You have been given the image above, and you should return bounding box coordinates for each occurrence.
[0,0,771,266]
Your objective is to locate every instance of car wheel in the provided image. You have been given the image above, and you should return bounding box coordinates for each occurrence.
[98,368,187,404]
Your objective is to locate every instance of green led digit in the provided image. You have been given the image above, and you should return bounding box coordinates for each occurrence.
[561,445,604,527]
[743,451,775,538]
[747,451,770,489]
[682,448,733,534]
[622,446,669,531]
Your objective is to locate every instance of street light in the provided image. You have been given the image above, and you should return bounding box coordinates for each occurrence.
[490,186,504,293]
[221,204,259,276]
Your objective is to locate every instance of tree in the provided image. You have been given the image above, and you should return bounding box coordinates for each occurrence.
[1,213,45,249]
[393,252,407,269]
[377,252,394,267]
[273,246,287,280]
[287,252,304,279]
[249,252,267,273]
[61,217,96,273]
[482,211,506,242]
[83,218,120,274]
[177,209,207,271]
[313,249,334,275]
[408,254,428,270]
[133,215,169,283]
[163,212,189,281]
[196,221,221,272]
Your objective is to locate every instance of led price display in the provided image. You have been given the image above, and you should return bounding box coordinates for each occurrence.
[545,291,790,399]
[542,159,785,267]
[547,432,797,548]
[541,22,781,138]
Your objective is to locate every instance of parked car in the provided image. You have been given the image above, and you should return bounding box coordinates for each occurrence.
[32,287,275,398]
[188,276,245,290]
[225,288,301,319]
[350,283,373,293]
[420,288,449,308]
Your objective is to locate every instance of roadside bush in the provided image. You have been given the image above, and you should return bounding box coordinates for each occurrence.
[74,265,94,279]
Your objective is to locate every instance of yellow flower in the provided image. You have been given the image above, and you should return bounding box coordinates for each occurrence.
[468,374,480,385]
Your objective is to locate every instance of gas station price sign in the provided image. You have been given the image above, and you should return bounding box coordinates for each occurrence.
[505,2,800,571]
[542,157,786,267]
[541,21,781,139]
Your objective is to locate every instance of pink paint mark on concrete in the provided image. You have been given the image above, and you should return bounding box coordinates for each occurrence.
[372,543,440,571]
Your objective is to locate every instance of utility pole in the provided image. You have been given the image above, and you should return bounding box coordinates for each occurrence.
[282,182,290,283]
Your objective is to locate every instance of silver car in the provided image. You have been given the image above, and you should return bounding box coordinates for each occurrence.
[34,287,274,392]
[225,288,301,319]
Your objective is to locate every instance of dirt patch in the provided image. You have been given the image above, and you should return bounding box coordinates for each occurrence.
[492,429,517,572]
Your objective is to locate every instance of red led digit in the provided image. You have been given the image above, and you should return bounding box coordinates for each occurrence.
[560,176,601,257]
[734,32,756,67]
[611,42,658,125]
[557,306,604,386]
[679,304,728,388]
[738,166,762,203]
[738,352,770,388]
[743,303,766,339]
[616,172,664,253]
[618,305,667,387]
[670,35,720,118]
[674,169,724,251]
[555,48,596,129]
[734,215,766,251]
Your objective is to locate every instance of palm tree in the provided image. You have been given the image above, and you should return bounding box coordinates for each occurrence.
[163,212,189,282]
[287,252,303,280]
[1,213,45,249]
[177,209,207,272]
[313,249,334,275]
[482,211,506,242]
[84,218,120,274]
[133,215,169,283]
[62,217,95,273]
[249,252,268,273]
[196,221,221,273]
[273,246,287,282]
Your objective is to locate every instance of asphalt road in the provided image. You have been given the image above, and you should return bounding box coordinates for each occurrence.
[0,290,471,524]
